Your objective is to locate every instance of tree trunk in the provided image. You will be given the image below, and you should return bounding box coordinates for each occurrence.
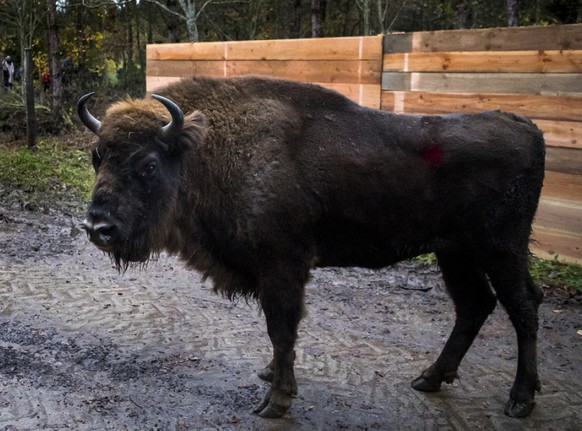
[289,0,302,38]
[376,0,385,33]
[507,0,519,27]
[311,0,322,37]
[46,0,62,131]
[455,0,472,29]
[24,48,36,149]
[357,0,371,35]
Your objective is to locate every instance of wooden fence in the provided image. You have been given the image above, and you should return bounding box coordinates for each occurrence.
[146,35,384,108]
[146,24,582,265]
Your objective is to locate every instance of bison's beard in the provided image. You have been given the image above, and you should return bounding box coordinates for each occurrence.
[108,228,161,271]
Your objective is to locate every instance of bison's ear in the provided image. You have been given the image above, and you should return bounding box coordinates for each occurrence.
[174,110,208,152]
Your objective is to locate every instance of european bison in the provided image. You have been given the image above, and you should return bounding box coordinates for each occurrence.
[78,76,545,419]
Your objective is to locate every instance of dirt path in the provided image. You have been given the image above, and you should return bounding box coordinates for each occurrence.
[0,190,581,430]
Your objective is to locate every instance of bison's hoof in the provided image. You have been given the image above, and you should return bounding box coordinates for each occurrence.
[505,398,536,418]
[411,375,442,392]
[254,401,289,418]
[253,387,295,419]
[258,366,274,383]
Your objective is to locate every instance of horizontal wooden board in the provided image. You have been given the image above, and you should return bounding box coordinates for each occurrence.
[382,72,582,95]
[147,60,226,78]
[146,76,183,93]
[316,83,381,108]
[535,120,582,150]
[535,198,582,237]
[384,23,582,53]
[146,76,380,108]
[383,50,582,73]
[147,35,383,61]
[542,171,582,203]
[545,146,582,175]
[380,91,582,122]
[148,60,382,84]
[530,226,582,265]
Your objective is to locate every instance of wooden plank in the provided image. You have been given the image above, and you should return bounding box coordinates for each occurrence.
[530,226,582,265]
[224,35,383,60]
[535,120,582,150]
[535,198,582,238]
[146,76,184,93]
[383,50,582,73]
[545,146,582,175]
[384,24,582,53]
[147,60,226,78]
[146,76,380,109]
[542,171,582,203]
[316,83,381,109]
[147,35,383,61]
[227,60,381,83]
[147,42,227,61]
[149,59,382,84]
[382,72,582,95]
[380,91,582,122]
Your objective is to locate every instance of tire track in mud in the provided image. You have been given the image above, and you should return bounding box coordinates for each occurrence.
[0,200,581,430]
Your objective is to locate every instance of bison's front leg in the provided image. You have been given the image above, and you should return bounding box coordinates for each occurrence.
[254,266,306,418]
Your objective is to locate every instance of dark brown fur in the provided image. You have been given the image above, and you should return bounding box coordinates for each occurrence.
[81,75,545,418]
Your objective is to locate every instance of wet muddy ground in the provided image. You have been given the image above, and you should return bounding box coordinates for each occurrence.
[0,188,581,430]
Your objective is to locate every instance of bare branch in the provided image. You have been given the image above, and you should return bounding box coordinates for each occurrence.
[145,0,187,21]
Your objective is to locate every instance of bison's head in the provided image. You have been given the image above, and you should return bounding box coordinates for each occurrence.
[78,93,207,269]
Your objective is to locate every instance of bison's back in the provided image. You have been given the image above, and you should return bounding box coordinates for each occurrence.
[298,109,545,266]
[162,76,544,267]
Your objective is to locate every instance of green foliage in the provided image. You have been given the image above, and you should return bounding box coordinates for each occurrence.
[530,256,582,292]
[0,139,93,201]
[414,254,582,292]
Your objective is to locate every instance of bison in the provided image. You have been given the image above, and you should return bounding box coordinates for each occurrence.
[78,75,545,419]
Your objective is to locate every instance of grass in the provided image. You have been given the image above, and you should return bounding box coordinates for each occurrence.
[416,253,582,293]
[530,256,582,293]
[0,137,94,201]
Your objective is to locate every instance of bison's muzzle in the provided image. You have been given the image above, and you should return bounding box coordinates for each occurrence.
[82,206,121,252]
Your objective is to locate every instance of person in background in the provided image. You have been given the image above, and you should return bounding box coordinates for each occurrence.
[41,66,50,92]
[2,56,15,90]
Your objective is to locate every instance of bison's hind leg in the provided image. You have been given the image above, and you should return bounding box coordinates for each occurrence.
[412,251,496,392]
[485,252,543,418]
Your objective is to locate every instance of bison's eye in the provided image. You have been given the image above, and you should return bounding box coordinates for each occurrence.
[141,161,158,179]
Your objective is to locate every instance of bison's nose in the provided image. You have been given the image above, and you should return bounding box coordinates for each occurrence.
[82,207,120,250]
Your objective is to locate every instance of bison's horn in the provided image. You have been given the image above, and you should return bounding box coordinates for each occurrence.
[77,93,102,135]
[151,94,184,140]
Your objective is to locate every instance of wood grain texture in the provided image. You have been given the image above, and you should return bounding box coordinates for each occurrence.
[146,77,381,109]
[147,35,384,61]
[384,23,582,53]
[380,91,582,122]
[381,72,582,95]
[383,50,582,73]
[148,60,382,84]
[542,171,582,203]
[535,120,582,149]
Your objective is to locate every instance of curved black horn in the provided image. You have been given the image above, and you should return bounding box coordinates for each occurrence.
[151,94,184,140]
[77,92,102,135]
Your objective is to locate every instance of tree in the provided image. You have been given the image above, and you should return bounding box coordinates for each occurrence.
[289,0,302,38]
[146,0,237,42]
[311,0,322,37]
[46,0,63,131]
[507,0,519,26]
[356,0,371,35]
[0,0,44,147]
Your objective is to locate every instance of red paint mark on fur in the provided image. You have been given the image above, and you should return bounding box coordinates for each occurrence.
[421,144,443,168]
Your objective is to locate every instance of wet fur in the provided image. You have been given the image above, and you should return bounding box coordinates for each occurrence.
[85,75,546,418]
